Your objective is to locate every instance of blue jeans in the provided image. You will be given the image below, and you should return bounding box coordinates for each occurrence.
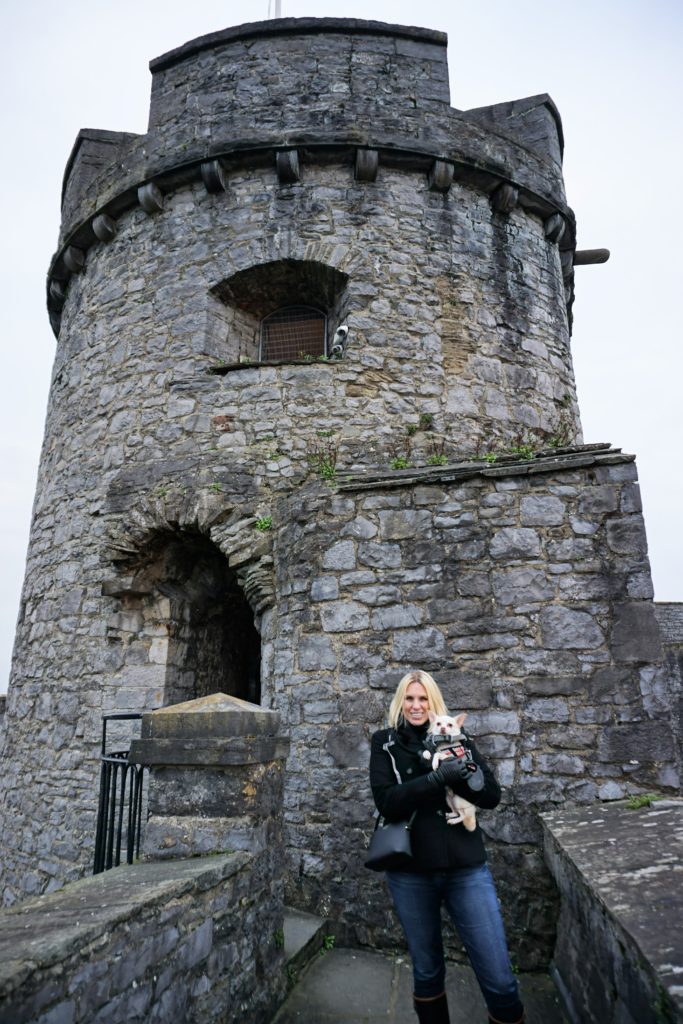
[386,864,523,1020]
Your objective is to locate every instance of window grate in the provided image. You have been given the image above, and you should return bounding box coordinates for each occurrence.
[260,306,326,361]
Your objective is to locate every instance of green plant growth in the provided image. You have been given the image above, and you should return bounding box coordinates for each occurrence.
[509,444,536,461]
[406,424,418,437]
[419,412,434,431]
[255,516,272,532]
[319,934,335,956]
[426,436,447,466]
[274,928,284,949]
[209,481,223,493]
[625,793,662,810]
[483,452,498,464]
[307,435,339,482]
[390,456,410,470]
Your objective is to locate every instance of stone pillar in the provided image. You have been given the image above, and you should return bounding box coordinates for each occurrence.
[128,692,289,860]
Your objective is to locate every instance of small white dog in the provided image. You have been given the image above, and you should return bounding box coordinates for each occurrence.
[426,712,478,831]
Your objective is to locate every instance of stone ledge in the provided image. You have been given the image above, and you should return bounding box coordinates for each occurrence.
[0,853,249,995]
[150,17,448,72]
[337,444,632,492]
[129,735,290,766]
[541,801,683,1023]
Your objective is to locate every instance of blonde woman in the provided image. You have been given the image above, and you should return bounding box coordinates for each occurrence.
[369,670,524,1024]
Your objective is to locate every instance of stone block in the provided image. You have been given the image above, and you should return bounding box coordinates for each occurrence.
[340,516,377,539]
[519,495,565,525]
[324,724,370,768]
[540,606,604,650]
[525,675,586,697]
[489,528,540,560]
[578,485,619,514]
[358,542,402,568]
[535,753,584,775]
[611,602,663,663]
[524,699,570,723]
[491,567,553,606]
[310,577,339,601]
[597,720,675,762]
[370,604,424,629]
[606,518,648,556]
[378,510,433,539]
[320,601,369,633]
[322,540,356,570]
[391,627,448,662]
[467,710,521,735]
[546,538,594,561]
[299,635,337,670]
[354,585,401,607]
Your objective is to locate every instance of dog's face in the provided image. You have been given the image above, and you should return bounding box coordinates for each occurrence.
[428,711,467,740]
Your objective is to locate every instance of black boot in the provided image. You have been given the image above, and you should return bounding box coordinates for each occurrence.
[413,991,450,1024]
[488,1005,525,1024]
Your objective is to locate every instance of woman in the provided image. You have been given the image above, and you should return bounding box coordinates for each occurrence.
[370,670,524,1024]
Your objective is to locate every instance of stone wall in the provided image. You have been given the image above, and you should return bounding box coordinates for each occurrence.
[261,453,677,965]
[0,853,286,1024]
[542,802,683,1024]
[0,693,289,1024]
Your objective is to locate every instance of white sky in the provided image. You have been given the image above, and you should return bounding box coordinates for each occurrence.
[1,0,681,693]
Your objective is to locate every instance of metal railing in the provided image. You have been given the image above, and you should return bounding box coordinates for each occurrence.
[93,713,148,874]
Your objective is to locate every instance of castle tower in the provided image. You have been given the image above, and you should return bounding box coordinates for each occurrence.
[1,19,676,962]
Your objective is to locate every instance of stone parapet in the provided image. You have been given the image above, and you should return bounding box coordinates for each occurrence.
[541,801,683,1023]
[0,853,286,1024]
[50,18,572,338]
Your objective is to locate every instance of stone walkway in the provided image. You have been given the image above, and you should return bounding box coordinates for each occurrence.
[272,945,568,1023]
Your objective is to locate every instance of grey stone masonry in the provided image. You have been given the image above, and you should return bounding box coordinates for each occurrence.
[1,16,677,976]
[542,801,683,1024]
[129,692,290,859]
[0,854,286,1024]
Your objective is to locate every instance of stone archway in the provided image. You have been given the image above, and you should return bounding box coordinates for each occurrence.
[104,500,275,709]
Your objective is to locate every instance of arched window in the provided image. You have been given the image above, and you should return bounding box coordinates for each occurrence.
[260,305,327,362]
[208,260,348,365]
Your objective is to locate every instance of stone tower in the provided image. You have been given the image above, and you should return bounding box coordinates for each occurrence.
[1,19,677,962]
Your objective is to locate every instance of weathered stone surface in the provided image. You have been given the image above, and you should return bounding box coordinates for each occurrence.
[320,601,369,633]
[542,802,683,1024]
[520,495,565,525]
[611,602,663,663]
[540,606,604,649]
[490,528,541,559]
[0,854,286,1024]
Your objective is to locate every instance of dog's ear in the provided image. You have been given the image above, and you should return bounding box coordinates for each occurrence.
[427,710,436,724]
[453,712,467,730]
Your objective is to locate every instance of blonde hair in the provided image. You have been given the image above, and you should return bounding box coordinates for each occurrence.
[387,670,448,728]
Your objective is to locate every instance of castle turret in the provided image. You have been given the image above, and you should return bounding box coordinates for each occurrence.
[1,20,675,969]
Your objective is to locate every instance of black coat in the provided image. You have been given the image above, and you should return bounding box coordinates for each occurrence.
[369,722,501,871]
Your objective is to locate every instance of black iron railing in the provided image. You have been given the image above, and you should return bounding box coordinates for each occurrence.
[93,713,148,874]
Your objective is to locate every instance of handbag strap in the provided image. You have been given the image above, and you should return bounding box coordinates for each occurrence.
[378,732,416,830]
[382,733,402,784]
[373,810,417,831]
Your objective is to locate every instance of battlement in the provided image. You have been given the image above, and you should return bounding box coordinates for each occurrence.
[52,18,571,341]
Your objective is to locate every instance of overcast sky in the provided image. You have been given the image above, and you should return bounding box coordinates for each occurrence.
[1,0,681,693]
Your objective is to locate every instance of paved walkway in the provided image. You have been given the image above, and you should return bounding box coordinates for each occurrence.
[272,946,568,1023]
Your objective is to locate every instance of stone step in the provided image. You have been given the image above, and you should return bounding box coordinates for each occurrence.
[283,906,328,977]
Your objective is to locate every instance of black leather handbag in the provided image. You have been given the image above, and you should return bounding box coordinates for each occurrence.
[365,732,416,871]
[364,812,416,871]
